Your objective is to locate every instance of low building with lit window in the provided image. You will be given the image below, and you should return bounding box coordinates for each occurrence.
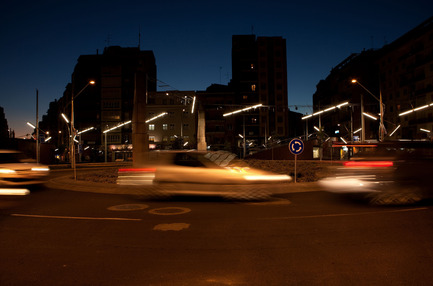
[146,91,197,150]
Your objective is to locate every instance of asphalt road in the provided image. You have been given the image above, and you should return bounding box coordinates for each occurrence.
[1,180,433,285]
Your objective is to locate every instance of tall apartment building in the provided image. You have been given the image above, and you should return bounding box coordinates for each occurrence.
[230,35,289,147]
[313,16,433,143]
[59,46,156,161]
[313,50,380,142]
[378,16,433,139]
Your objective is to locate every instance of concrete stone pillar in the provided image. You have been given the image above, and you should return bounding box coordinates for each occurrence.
[132,71,149,166]
[197,108,207,151]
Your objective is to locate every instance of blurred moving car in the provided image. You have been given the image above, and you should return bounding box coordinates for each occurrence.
[118,151,292,199]
[0,150,50,194]
[319,141,433,205]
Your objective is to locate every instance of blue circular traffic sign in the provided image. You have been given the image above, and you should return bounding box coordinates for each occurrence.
[289,139,304,155]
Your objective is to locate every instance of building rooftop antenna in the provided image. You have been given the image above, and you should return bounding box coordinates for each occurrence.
[138,25,141,50]
[105,33,111,47]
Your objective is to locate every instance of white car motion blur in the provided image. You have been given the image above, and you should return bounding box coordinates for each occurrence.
[118,151,292,199]
[319,141,433,205]
[0,150,50,194]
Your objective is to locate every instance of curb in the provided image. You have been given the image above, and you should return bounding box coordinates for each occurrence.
[46,176,140,195]
[46,176,323,196]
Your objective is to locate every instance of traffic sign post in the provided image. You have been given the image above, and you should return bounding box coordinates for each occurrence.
[289,139,304,183]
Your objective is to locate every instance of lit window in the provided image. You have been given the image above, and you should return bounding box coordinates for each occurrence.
[149,124,155,131]
[149,136,155,142]
[163,124,168,130]
[251,84,256,91]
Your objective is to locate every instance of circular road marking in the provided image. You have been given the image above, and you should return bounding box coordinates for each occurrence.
[148,207,191,216]
[107,204,149,211]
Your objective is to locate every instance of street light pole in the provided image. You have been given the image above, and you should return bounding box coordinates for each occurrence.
[223,103,263,159]
[71,89,75,174]
[351,79,385,141]
[243,115,246,158]
[26,121,47,162]
[361,94,365,142]
[36,89,39,164]
[70,80,95,180]
[103,120,132,163]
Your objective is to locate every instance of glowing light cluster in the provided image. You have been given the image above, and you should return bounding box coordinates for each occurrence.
[103,120,132,133]
[301,101,349,120]
[223,104,263,117]
[399,103,433,116]
[77,127,95,134]
[145,112,168,123]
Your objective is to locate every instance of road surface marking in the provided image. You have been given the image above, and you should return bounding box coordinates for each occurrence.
[260,207,429,220]
[107,204,149,211]
[148,207,191,216]
[153,223,190,231]
[11,213,142,221]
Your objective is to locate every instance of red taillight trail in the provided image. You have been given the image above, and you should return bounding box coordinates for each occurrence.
[343,161,393,167]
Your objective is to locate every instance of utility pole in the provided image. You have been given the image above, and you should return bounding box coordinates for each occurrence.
[36,89,40,164]
[361,94,365,142]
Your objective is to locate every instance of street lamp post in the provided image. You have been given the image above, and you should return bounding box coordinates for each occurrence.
[301,101,349,143]
[26,121,48,163]
[361,94,365,142]
[70,80,95,179]
[61,113,72,164]
[76,127,95,162]
[243,115,246,157]
[36,89,39,164]
[103,120,132,163]
[351,79,385,142]
[223,103,262,158]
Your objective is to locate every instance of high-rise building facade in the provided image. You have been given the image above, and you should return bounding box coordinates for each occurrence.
[230,35,289,148]
[312,16,433,143]
[59,46,156,161]
[378,17,433,139]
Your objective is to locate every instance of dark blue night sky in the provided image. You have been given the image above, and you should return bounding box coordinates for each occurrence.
[1,0,432,137]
